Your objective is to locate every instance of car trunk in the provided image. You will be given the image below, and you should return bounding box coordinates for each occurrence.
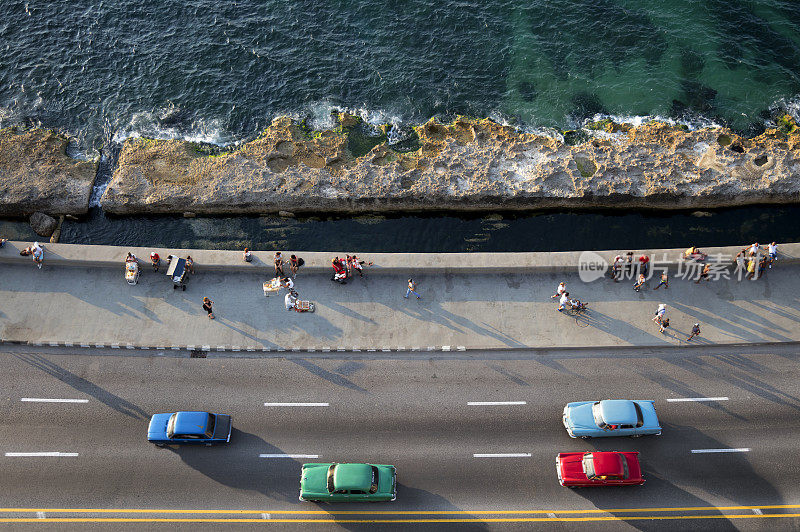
[213,414,232,441]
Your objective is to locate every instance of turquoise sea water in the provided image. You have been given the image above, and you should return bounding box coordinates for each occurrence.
[2,0,799,154]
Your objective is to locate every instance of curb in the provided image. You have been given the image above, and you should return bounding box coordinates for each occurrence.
[3,339,468,355]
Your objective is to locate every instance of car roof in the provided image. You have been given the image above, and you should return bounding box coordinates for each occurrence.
[173,411,210,435]
[599,400,637,425]
[590,452,625,476]
[333,464,372,491]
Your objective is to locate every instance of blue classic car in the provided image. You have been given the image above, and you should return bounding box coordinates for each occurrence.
[148,411,232,446]
[562,400,661,438]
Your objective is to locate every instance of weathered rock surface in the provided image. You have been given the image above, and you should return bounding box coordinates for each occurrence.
[29,212,58,237]
[100,114,800,215]
[0,128,97,216]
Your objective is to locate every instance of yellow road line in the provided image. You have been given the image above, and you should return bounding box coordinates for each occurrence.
[0,504,798,515]
[0,514,799,523]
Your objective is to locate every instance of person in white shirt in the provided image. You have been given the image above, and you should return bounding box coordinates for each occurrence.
[768,242,778,267]
[551,282,566,299]
[284,291,296,311]
[558,292,569,312]
[652,303,667,324]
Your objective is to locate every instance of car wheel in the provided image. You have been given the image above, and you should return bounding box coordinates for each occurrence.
[630,434,641,438]
[580,436,590,439]
[154,443,165,448]
[205,443,212,447]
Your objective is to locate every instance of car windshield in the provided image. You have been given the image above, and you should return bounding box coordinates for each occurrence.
[326,464,336,493]
[621,455,630,479]
[166,414,177,439]
[205,414,216,438]
[582,453,596,479]
[633,403,644,428]
[370,466,379,494]
[591,402,606,428]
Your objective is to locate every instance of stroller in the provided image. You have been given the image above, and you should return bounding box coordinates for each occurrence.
[125,260,140,285]
[166,255,188,290]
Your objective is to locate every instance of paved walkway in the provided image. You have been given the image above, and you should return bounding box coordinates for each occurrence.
[1,261,798,351]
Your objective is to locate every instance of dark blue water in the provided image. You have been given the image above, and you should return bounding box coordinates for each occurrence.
[2,0,799,155]
[2,1,800,251]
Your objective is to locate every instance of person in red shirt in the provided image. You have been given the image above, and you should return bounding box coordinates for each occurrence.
[150,252,160,272]
[638,254,650,277]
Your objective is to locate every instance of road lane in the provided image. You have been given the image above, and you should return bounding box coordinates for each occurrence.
[1,346,800,530]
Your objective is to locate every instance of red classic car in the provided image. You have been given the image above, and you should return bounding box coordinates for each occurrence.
[557,451,644,487]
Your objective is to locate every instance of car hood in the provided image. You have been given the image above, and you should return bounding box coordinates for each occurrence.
[301,463,330,495]
[558,453,587,481]
[148,413,172,440]
[213,414,232,441]
[566,403,596,431]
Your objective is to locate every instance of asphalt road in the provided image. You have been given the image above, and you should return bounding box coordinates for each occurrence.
[1,345,800,531]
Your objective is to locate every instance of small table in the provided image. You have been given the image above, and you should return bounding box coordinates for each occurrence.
[263,278,281,297]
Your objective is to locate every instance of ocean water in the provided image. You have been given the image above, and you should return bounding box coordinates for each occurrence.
[2,0,799,155]
[2,1,800,251]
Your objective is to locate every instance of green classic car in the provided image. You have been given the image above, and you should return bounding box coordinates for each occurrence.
[299,462,397,502]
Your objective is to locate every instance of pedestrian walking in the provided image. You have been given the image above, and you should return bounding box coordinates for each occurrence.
[687,323,701,342]
[551,282,566,299]
[202,297,214,319]
[611,255,622,282]
[558,292,569,312]
[768,242,778,267]
[405,278,421,299]
[659,317,670,334]
[638,254,650,277]
[653,271,669,290]
[274,252,284,277]
[243,247,252,262]
[150,252,160,272]
[633,273,645,292]
[695,263,710,283]
[185,255,195,274]
[32,242,44,269]
[652,304,666,324]
[746,257,757,280]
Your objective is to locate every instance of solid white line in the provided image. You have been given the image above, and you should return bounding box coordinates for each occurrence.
[259,454,318,458]
[468,401,527,406]
[21,398,88,403]
[264,402,329,407]
[473,453,531,458]
[667,397,729,402]
[691,448,750,453]
[5,452,79,457]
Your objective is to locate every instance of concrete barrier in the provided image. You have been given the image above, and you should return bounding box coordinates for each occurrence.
[0,241,797,274]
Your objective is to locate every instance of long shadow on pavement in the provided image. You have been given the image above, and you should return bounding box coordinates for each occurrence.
[15,353,149,419]
[574,422,784,532]
[169,428,299,503]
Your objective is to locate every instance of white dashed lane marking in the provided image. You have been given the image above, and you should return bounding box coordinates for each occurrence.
[691,448,750,454]
[21,398,88,403]
[473,453,532,458]
[468,401,526,406]
[263,403,329,407]
[667,397,729,402]
[5,452,79,457]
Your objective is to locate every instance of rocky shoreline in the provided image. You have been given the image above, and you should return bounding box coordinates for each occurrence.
[0,127,97,217]
[2,114,799,218]
[100,113,800,214]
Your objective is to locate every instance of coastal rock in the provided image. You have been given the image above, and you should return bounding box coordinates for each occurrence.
[29,212,58,237]
[0,127,97,216]
[100,115,800,215]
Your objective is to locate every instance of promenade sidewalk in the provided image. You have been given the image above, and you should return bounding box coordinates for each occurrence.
[1,258,798,351]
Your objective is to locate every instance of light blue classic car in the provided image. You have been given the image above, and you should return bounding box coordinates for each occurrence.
[562,400,661,438]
